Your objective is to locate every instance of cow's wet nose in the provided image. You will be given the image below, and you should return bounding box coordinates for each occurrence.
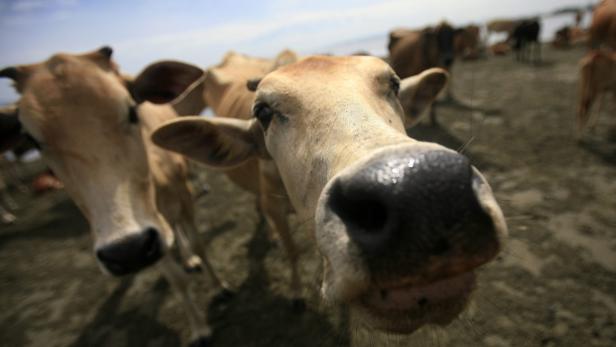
[97,227,162,276]
[327,150,495,257]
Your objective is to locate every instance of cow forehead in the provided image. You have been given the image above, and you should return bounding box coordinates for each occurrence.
[259,55,393,95]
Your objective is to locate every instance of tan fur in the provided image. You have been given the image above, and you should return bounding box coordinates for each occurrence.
[590,0,616,49]
[577,50,616,135]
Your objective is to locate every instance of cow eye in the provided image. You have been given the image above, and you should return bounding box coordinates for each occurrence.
[128,106,139,124]
[390,76,400,95]
[253,102,274,130]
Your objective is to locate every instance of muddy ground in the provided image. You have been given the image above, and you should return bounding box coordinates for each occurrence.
[1,45,615,347]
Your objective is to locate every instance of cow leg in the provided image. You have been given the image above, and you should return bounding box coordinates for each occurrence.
[180,219,231,293]
[577,93,594,138]
[589,93,606,130]
[261,194,303,308]
[158,256,212,346]
[259,165,302,307]
[175,225,204,273]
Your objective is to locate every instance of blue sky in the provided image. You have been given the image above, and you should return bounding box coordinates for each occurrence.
[0,0,591,103]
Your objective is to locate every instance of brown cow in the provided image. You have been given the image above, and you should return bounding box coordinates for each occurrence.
[152,55,507,334]
[590,0,616,49]
[454,24,482,59]
[388,22,457,125]
[0,47,229,345]
[577,50,616,136]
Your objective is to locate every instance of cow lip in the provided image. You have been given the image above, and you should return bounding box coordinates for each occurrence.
[355,272,476,333]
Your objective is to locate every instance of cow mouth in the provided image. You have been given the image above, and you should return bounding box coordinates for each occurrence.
[355,272,476,333]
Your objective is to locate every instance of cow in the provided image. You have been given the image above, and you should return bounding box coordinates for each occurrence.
[590,0,616,50]
[454,24,482,60]
[0,47,230,346]
[554,25,590,49]
[577,50,616,136]
[486,19,519,36]
[511,19,542,63]
[388,22,457,125]
[151,52,449,310]
[151,55,508,334]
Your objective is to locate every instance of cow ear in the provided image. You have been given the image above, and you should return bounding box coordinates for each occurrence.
[151,116,267,168]
[0,65,34,93]
[128,61,204,104]
[270,49,299,71]
[0,104,26,152]
[398,68,449,127]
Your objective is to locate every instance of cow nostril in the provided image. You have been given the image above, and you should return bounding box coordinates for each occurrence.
[328,182,388,233]
[143,227,159,258]
[433,238,451,255]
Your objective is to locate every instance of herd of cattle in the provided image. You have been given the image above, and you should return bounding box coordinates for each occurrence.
[0,2,615,346]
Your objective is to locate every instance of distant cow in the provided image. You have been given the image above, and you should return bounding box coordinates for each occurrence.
[554,25,589,48]
[486,19,519,42]
[388,22,456,79]
[577,50,616,135]
[511,19,542,63]
[388,22,456,124]
[454,25,482,60]
[590,0,616,49]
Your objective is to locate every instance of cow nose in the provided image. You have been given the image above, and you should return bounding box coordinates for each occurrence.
[327,150,494,257]
[96,227,162,276]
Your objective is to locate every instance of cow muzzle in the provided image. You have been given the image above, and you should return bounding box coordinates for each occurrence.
[96,227,164,276]
[315,145,507,333]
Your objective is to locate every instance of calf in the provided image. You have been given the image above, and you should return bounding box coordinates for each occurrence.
[0,47,229,346]
[577,50,616,135]
[153,56,507,334]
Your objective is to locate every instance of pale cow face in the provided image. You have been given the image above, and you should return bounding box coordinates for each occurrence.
[0,47,202,276]
[152,56,507,333]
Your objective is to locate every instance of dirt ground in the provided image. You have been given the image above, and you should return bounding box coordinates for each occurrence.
[1,44,615,347]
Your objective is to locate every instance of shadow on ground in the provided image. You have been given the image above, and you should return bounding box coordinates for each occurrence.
[207,221,350,347]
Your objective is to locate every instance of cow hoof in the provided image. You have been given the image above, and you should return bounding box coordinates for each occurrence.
[291,298,306,313]
[183,256,204,273]
[189,335,212,347]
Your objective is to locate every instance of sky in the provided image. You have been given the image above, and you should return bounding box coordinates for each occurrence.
[0,0,593,103]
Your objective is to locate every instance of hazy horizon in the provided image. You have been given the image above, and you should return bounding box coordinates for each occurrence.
[0,0,594,103]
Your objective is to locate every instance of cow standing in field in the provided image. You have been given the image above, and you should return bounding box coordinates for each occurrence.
[590,0,616,50]
[388,22,457,125]
[152,55,507,335]
[577,50,616,136]
[511,19,542,63]
[454,24,482,60]
[0,47,230,346]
